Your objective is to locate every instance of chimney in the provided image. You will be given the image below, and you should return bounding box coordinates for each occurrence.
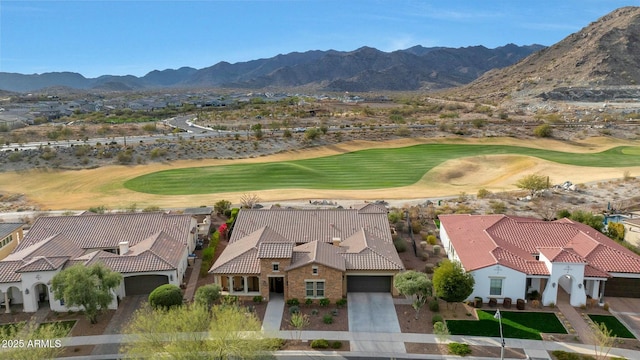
[118,241,129,255]
[332,237,341,247]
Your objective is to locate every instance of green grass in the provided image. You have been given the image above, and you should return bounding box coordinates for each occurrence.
[588,314,636,339]
[447,310,567,340]
[124,144,640,195]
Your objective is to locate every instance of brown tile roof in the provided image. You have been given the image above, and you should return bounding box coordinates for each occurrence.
[258,242,294,259]
[212,206,403,274]
[0,213,194,282]
[229,208,391,245]
[439,214,640,277]
[0,223,23,239]
[19,212,193,251]
[288,241,346,271]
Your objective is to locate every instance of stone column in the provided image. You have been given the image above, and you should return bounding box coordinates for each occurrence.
[4,292,10,313]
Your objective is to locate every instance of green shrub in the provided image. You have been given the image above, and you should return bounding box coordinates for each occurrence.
[448,342,471,356]
[221,295,238,305]
[534,123,553,138]
[393,238,407,253]
[411,222,422,234]
[432,314,443,325]
[305,298,313,306]
[550,351,582,360]
[336,298,347,308]
[319,298,330,307]
[426,235,438,245]
[433,245,441,255]
[194,284,221,308]
[311,339,329,349]
[330,340,342,349]
[429,299,440,312]
[286,298,300,307]
[323,314,333,324]
[253,295,263,303]
[311,309,319,316]
[289,306,300,315]
[148,284,183,309]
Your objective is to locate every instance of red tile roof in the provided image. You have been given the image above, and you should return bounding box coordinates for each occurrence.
[439,214,640,277]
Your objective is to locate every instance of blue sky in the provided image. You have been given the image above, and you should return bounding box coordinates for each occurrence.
[0,0,635,78]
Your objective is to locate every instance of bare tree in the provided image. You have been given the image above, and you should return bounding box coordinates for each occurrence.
[590,322,617,360]
[240,193,261,209]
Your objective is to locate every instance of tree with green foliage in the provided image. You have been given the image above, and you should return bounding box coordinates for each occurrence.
[51,263,122,324]
[394,270,433,319]
[0,321,68,359]
[533,123,553,137]
[515,174,549,197]
[606,222,625,242]
[194,284,221,309]
[148,284,183,309]
[121,303,280,359]
[214,199,232,215]
[432,259,474,308]
[569,210,604,232]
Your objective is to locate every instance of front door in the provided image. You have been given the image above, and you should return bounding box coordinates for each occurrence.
[269,277,284,293]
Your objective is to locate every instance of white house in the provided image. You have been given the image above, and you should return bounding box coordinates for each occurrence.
[0,212,197,313]
[439,214,640,307]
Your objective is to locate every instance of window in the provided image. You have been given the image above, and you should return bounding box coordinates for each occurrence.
[312,266,318,275]
[0,235,13,249]
[490,278,503,296]
[272,263,279,272]
[305,281,325,298]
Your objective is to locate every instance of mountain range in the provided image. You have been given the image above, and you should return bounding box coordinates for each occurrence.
[0,44,543,93]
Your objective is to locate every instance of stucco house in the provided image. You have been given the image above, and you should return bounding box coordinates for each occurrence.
[439,214,640,307]
[209,204,404,301]
[0,212,196,313]
[0,223,24,260]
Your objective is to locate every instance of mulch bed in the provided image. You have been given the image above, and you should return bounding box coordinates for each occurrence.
[280,304,348,331]
[405,342,528,358]
[281,339,350,351]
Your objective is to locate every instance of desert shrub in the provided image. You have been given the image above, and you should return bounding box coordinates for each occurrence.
[424,263,435,274]
[489,201,507,214]
[330,340,342,349]
[319,298,330,307]
[550,351,581,360]
[432,314,443,325]
[148,284,183,309]
[336,298,347,308]
[477,188,492,199]
[311,339,329,349]
[388,210,402,223]
[323,314,333,324]
[311,309,319,316]
[534,123,553,138]
[286,298,300,307]
[393,238,407,253]
[448,342,471,356]
[426,235,438,245]
[304,127,320,140]
[411,222,422,234]
[253,295,263,303]
[429,299,440,312]
[194,284,221,308]
[289,305,300,315]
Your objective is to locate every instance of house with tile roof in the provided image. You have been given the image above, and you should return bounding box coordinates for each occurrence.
[438,214,640,307]
[0,212,196,313]
[0,223,24,260]
[209,204,405,301]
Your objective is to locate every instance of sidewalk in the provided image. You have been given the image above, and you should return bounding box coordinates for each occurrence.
[56,329,640,360]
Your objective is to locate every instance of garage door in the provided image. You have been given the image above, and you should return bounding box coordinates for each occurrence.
[347,275,392,292]
[124,275,169,296]
[604,277,640,298]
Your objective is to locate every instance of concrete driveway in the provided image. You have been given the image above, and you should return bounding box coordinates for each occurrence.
[348,292,401,333]
[607,297,640,339]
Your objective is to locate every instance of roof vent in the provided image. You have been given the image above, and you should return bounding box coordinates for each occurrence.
[332,237,341,247]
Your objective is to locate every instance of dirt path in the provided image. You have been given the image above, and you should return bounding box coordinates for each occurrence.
[0,136,638,210]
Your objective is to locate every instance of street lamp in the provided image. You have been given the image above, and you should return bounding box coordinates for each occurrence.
[494,308,505,360]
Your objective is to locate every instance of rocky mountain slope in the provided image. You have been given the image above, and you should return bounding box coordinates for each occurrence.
[447,6,640,103]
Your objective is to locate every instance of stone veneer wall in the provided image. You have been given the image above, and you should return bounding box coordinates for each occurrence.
[287,263,343,302]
